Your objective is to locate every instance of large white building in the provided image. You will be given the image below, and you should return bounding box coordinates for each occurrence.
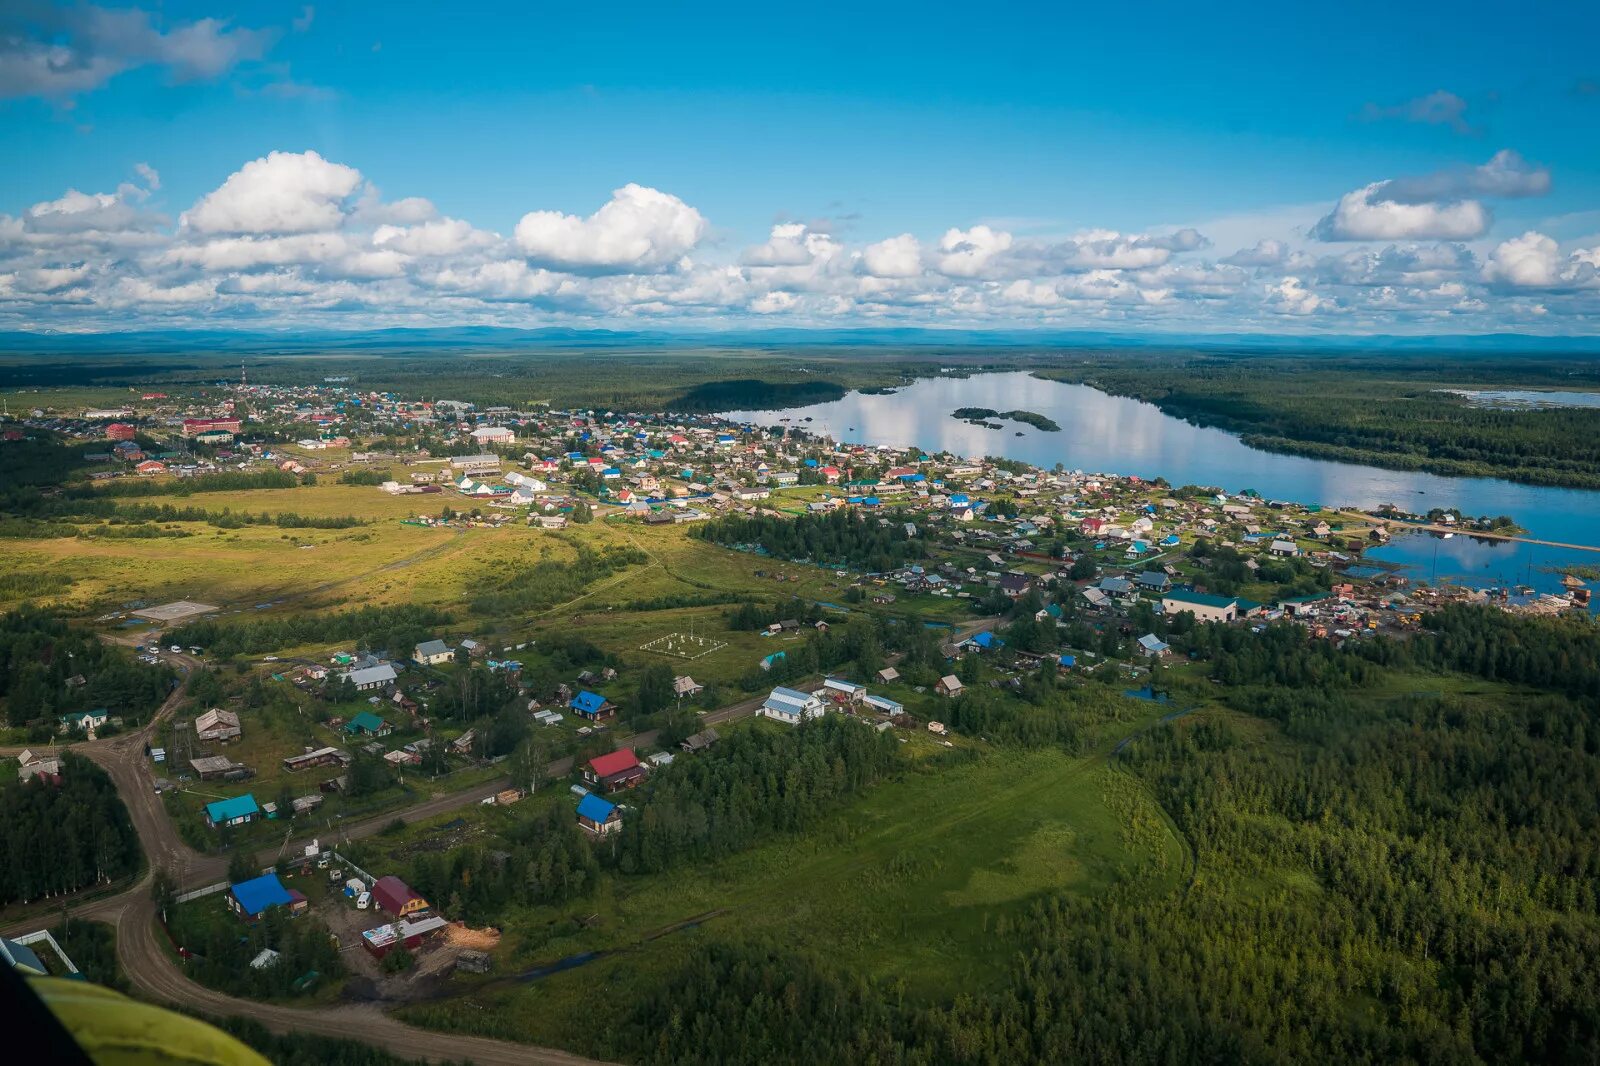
[1161,590,1239,624]
[760,686,826,725]
[471,426,515,445]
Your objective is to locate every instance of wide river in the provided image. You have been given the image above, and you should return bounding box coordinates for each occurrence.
[721,371,1600,603]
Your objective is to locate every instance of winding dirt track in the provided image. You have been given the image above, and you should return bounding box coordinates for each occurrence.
[3,615,1003,1060]
[0,650,613,1062]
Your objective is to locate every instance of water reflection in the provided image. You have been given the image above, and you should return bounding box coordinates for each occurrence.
[722,371,1600,603]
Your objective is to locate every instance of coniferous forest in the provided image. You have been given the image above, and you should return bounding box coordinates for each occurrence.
[0,752,141,904]
[590,605,1600,1065]
[692,507,925,571]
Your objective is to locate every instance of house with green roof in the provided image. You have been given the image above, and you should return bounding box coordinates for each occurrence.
[1161,589,1239,623]
[204,793,259,829]
[344,711,391,737]
[58,709,109,735]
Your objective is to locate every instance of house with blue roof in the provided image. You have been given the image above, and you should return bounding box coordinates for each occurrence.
[967,631,1005,652]
[569,690,616,721]
[576,793,621,836]
[228,872,295,921]
[1058,654,1077,669]
[1137,634,1172,659]
[204,793,259,829]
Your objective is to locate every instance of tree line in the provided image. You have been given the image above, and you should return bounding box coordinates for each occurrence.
[167,603,450,657]
[692,507,925,572]
[0,753,141,905]
[0,607,174,730]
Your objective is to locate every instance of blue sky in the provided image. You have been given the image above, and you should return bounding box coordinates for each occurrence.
[2,1,1598,333]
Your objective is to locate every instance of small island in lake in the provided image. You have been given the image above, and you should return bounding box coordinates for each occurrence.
[952,407,1061,431]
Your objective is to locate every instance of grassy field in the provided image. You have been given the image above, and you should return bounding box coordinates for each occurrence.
[397,705,1189,1047]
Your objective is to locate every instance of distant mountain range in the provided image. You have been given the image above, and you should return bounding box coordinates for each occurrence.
[1,325,1598,354]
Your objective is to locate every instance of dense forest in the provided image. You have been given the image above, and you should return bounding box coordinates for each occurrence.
[667,378,848,411]
[590,605,1600,1064]
[612,715,901,875]
[166,899,345,1000]
[167,603,450,657]
[0,753,141,904]
[207,1016,453,1065]
[406,804,602,925]
[692,508,925,571]
[0,607,174,729]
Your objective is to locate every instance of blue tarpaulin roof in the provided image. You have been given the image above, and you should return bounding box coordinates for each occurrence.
[570,691,609,714]
[231,872,292,917]
[576,793,616,822]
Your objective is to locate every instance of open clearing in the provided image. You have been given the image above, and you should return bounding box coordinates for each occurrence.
[132,600,220,623]
[638,631,729,659]
[398,716,1188,1049]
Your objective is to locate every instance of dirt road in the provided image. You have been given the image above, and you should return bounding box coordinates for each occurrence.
[0,615,985,1061]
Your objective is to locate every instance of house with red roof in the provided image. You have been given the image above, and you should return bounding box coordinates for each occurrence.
[371,875,429,918]
[584,748,647,791]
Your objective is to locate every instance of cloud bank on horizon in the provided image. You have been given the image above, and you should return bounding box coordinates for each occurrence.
[1,3,1597,335]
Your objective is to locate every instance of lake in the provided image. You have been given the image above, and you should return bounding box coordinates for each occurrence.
[1447,388,1600,410]
[721,371,1600,603]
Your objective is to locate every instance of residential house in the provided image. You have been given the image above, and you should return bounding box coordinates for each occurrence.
[822,678,867,704]
[342,663,398,691]
[282,747,350,773]
[15,750,63,785]
[344,711,392,738]
[204,793,259,829]
[1137,634,1172,658]
[194,707,242,743]
[935,675,964,697]
[672,675,703,698]
[569,690,617,721]
[1135,571,1172,593]
[413,639,453,665]
[679,728,720,754]
[576,793,623,836]
[371,875,430,918]
[965,631,1005,653]
[998,573,1031,597]
[761,686,826,725]
[228,873,295,922]
[58,709,109,735]
[585,749,647,791]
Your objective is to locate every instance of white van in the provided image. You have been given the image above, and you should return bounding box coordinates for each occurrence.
[356,892,371,910]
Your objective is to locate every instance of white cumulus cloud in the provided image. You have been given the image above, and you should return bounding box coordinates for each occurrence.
[1313,182,1489,241]
[182,150,364,235]
[936,225,1012,277]
[861,234,923,278]
[514,184,706,272]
